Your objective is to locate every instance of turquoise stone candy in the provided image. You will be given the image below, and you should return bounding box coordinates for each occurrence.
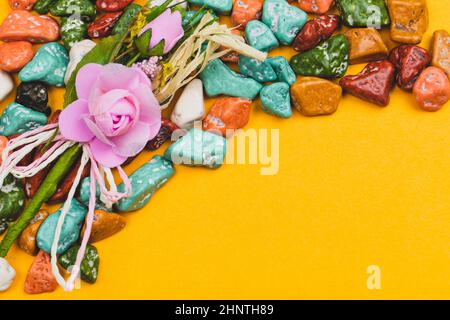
[50,0,96,21]
[36,199,87,254]
[337,0,390,28]
[290,34,350,78]
[79,177,112,212]
[19,42,69,87]
[238,55,277,83]
[267,56,296,86]
[260,82,292,118]
[59,244,99,284]
[164,128,227,169]
[112,3,142,35]
[0,103,47,136]
[0,174,26,224]
[262,0,308,45]
[245,20,279,52]
[188,0,233,15]
[115,156,174,212]
[60,17,87,51]
[182,10,217,27]
[200,59,263,99]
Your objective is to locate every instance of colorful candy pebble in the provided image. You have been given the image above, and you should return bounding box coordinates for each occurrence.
[81,210,126,243]
[267,56,297,86]
[245,20,279,52]
[79,177,113,212]
[431,30,450,77]
[188,0,233,15]
[203,97,252,136]
[33,0,56,14]
[115,156,175,212]
[64,40,96,85]
[238,55,277,83]
[0,258,15,292]
[0,103,48,136]
[220,29,242,64]
[413,67,450,112]
[164,128,227,169]
[0,136,7,163]
[298,0,335,14]
[387,0,428,44]
[171,79,205,129]
[0,10,60,43]
[290,34,350,78]
[340,60,396,106]
[19,42,69,87]
[18,210,49,256]
[9,0,37,10]
[262,0,308,45]
[345,28,388,65]
[60,17,88,51]
[260,82,292,118]
[50,0,97,20]
[231,0,264,29]
[24,250,57,294]
[0,41,34,73]
[15,82,49,114]
[59,245,99,283]
[146,119,179,151]
[291,77,342,116]
[36,199,87,254]
[337,0,390,28]
[0,174,26,224]
[0,70,14,102]
[88,12,123,39]
[200,59,263,99]
[96,0,134,12]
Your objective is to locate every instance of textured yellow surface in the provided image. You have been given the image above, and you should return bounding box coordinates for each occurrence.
[1,1,450,300]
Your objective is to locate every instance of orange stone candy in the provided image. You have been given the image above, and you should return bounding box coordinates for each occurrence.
[18,210,49,256]
[413,67,450,112]
[220,29,242,63]
[9,0,37,10]
[231,0,264,29]
[298,0,335,14]
[0,10,59,43]
[203,97,252,136]
[0,41,34,72]
[24,250,58,294]
[0,136,7,165]
[81,210,126,243]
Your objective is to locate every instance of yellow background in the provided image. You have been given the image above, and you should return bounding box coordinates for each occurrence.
[1,0,449,300]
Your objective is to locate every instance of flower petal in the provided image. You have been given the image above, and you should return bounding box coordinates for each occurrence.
[132,83,161,126]
[89,138,127,168]
[97,63,143,91]
[59,99,95,142]
[76,64,103,100]
[111,121,153,157]
[83,116,115,146]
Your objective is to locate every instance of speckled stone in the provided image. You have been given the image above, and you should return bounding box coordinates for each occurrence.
[164,128,227,169]
[15,81,49,114]
[337,0,390,28]
[18,209,49,256]
[36,199,87,254]
[59,244,99,283]
[0,174,26,224]
[200,59,263,99]
[262,0,308,45]
[0,102,47,136]
[267,56,296,86]
[188,0,233,15]
[60,17,88,51]
[245,20,279,52]
[49,0,96,21]
[0,257,16,292]
[19,42,69,87]
[115,156,174,212]
[79,177,113,212]
[238,55,277,83]
[260,82,292,118]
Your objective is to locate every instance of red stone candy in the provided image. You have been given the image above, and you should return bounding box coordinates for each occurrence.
[292,15,340,52]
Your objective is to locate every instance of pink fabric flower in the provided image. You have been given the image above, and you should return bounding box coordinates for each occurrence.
[59,63,162,168]
[139,9,184,54]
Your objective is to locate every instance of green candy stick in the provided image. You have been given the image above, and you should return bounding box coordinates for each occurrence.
[0,144,82,257]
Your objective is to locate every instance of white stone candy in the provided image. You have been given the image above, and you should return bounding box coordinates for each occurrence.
[64,40,96,85]
[0,257,16,292]
[171,79,205,129]
[0,70,13,103]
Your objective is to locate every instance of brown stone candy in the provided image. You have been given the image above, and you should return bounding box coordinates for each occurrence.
[18,209,49,256]
[0,41,34,73]
[345,28,388,65]
[290,77,342,116]
[387,0,428,44]
[24,250,57,294]
[431,30,450,77]
[81,210,126,243]
[413,66,450,112]
[146,119,178,151]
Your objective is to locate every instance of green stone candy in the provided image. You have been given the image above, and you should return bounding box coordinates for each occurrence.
[115,156,175,212]
[61,17,87,51]
[0,175,25,224]
[112,3,142,35]
[290,35,350,78]
[245,20,279,52]
[79,177,113,212]
[164,128,227,169]
[50,0,96,21]
[262,0,308,45]
[267,56,296,86]
[0,103,47,136]
[59,245,99,284]
[19,42,69,87]
[200,59,263,99]
[337,0,390,28]
[260,82,292,118]
[33,0,57,14]
[238,55,277,83]
[188,0,233,15]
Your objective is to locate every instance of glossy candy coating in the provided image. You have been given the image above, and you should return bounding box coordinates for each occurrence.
[413,66,450,112]
[293,14,340,53]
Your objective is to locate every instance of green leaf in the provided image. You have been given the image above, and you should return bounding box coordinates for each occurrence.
[63,34,121,108]
[148,39,165,56]
[146,0,174,23]
[135,29,152,56]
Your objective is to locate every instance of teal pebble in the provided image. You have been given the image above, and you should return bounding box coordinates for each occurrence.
[115,156,174,212]
[19,42,69,87]
[245,20,279,52]
[79,177,113,212]
[164,128,227,169]
[188,0,233,15]
[260,82,292,118]
[238,55,277,83]
[0,103,47,136]
[267,56,297,86]
[200,59,262,99]
[262,0,308,45]
[36,199,87,254]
